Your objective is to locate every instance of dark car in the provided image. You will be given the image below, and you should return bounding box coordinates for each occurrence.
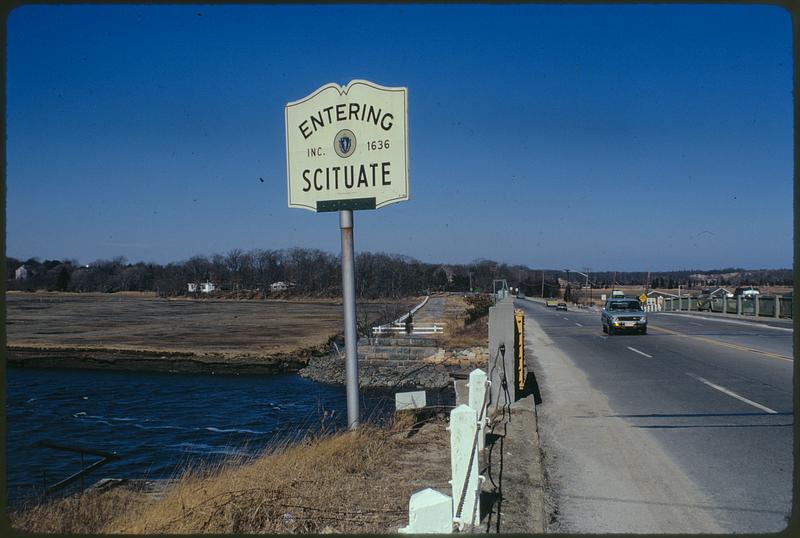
[601,298,647,335]
[556,302,568,311]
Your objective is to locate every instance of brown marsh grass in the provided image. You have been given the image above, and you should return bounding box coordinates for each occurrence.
[9,413,451,534]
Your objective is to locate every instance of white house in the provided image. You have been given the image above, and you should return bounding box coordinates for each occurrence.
[270,281,289,292]
[704,287,734,298]
[187,282,198,293]
[200,281,216,293]
[647,289,679,299]
[15,265,28,280]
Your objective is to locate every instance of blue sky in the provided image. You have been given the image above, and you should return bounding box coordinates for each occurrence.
[6,4,793,271]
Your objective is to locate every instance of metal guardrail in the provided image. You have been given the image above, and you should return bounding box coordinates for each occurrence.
[395,296,430,323]
[36,440,121,494]
[662,295,792,319]
[371,296,442,336]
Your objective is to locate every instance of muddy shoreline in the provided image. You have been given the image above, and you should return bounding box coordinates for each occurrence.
[6,346,316,376]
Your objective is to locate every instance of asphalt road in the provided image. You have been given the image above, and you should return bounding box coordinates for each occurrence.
[516,299,793,533]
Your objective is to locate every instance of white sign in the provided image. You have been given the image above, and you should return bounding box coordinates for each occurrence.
[285,80,408,212]
[395,390,427,411]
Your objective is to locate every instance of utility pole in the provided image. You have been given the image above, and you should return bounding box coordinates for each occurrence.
[586,268,592,305]
[541,270,545,298]
[469,271,473,293]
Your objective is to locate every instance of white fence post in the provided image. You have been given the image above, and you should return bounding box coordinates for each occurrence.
[467,369,488,452]
[399,488,453,534]
[449,404,480,530]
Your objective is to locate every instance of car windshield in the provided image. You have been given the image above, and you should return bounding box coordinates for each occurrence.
[609,301,641,311]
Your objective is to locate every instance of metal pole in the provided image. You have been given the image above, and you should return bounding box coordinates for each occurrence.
[339,209,359,429]
[586,274,589,305]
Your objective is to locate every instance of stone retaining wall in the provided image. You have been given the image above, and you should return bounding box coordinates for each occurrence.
[299,336,487,389]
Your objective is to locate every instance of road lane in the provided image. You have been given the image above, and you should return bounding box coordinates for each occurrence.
[686,373,777,414]
[516,299,792,533]
[626,346,653,358]
[653,312,792,360]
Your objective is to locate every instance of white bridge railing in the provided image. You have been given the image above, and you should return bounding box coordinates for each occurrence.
[399,368,489,533]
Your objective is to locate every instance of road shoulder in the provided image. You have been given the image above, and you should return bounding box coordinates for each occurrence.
[522,308,726,533]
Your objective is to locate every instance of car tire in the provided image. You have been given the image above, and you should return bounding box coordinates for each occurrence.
[640,327,647,335]
[602,323,608,334]
[608,326,615,335]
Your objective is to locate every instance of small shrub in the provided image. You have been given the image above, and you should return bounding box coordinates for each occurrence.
[464,293,493,324]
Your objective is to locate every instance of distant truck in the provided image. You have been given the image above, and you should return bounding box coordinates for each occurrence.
[611,290,625,298]
[734,286,760,297]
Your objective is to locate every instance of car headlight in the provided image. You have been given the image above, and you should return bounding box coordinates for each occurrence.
[639,316,647,323]
[611,317,620,325]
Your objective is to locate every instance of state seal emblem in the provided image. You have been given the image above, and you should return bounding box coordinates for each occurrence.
[334,129,356,158]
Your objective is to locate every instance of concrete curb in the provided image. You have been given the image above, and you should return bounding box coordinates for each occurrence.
[486,394,547,533]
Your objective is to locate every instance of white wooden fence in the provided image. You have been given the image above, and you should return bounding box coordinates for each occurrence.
[399,368,489,533]
[371,324,443,336]
[371,295,443,336]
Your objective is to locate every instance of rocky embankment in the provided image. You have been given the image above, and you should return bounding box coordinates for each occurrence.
[299,337,487,389]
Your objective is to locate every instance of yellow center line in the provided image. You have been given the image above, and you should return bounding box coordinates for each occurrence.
[650,325,793,362]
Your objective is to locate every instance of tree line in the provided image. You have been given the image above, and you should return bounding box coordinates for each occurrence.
[5,250,792,299]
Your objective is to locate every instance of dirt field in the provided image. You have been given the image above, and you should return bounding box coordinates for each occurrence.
[6,292,416,371]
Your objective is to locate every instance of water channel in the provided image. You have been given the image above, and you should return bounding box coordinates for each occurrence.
[6,366,444,506]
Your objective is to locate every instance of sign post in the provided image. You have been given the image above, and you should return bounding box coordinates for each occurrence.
[339,209,359,428]
[285,80,409,429]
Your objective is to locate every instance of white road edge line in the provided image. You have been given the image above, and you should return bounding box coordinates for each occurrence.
[575,322,583,327]
[563,317,569,321]
[687,373,777,414]
[598,335,607,340]
[626,346,653,358]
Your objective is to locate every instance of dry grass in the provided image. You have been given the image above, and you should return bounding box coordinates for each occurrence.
[8,487,150,534]
[6,292,414,359]
[9,415,452,535]
[437,294,490,348]
[439,316,488,348]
